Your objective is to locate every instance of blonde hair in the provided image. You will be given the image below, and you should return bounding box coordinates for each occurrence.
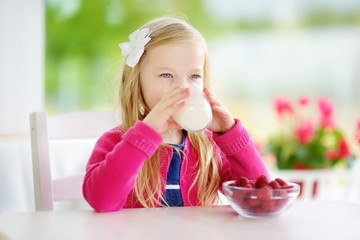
[118,17,222,207]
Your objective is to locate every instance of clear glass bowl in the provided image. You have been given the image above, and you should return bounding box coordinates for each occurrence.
[222,180,300,218]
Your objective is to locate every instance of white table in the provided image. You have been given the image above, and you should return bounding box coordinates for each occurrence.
[0,201,359,240]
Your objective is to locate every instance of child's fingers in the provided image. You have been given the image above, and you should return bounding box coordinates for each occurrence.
[204,88,222,106]
[211,103,228,118]
[161,87,190,109]
[150,88,188,117]
[167,100,186,116]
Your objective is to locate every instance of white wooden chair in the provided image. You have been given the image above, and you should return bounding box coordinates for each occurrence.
[29,111,121,211]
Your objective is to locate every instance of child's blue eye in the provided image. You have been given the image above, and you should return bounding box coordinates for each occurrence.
[190,74,201,79]
[161,73,172,78]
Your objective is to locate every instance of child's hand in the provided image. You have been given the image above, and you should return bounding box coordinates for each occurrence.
[204,88,236,134]
[143,87,190,135]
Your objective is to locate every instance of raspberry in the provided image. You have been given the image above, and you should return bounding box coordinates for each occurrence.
[235,176,249,187]
[281,185,294,189]
[269,180,281,189]
[232,188,246,200]
[261,199,275,212]
[272,189,289,211]
[255,175,269,188]
[248,181,256,188]
[239,199,252,210]
[232,193,245,205]
[275,178,287,187]
[241,183,255,194]
[248,198,261,207]
[252,206,266,214]
[273,198,288,211]
[257,186,273,200]
[274,189,287,198]
[258,183,271,189]
[243,183,254,188]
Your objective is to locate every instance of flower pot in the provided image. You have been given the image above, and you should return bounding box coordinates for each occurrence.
[271,168,336,200]
[292,180,318,198]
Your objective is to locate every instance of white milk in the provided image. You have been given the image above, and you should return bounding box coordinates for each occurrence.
[172,83,212,132]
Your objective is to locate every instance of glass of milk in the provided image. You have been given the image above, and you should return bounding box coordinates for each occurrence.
[172,83,212,132]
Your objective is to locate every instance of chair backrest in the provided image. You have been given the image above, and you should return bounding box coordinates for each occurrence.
[29,111,121,211]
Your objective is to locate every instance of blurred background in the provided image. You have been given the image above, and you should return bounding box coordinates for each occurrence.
[43,0,360,139]
[1,0,360,212]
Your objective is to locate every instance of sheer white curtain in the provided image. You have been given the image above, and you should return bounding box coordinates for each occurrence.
[0,0,44,212]
[0,0,44,135]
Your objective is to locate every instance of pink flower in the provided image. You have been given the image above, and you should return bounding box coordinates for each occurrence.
[355,132,360,145]
[318,97,333,116]
[324,149,339,160]
[298,96,310,107]
[324,138,350,160]
[317,97,335,128]
[355,119,360,144]
[338,138,350,158]
[295,121,313,144]
[274,96,294,118]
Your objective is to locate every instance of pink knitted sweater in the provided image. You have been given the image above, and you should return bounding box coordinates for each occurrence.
[83,119,269,212]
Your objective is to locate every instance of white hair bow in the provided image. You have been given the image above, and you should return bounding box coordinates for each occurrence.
[118,28,152,67]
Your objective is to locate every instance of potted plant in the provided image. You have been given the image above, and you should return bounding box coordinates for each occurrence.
[266,96,358,198]
[267,96,351,170]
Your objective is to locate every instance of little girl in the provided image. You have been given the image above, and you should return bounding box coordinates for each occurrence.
[83,17,269,212]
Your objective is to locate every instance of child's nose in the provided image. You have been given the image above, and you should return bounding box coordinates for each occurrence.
[177,78,191,89]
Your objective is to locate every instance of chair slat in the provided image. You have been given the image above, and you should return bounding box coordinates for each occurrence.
[30,111,121,211]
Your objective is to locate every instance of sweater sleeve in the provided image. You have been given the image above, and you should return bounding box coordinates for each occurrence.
[213,119,270,184]
[82,120,162,212]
